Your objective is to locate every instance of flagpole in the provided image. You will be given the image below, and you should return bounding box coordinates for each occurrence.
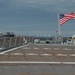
[57,13,61,44]
[58,13,61,37]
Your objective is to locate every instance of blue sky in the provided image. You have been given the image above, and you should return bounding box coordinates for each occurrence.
[0,0,75,36]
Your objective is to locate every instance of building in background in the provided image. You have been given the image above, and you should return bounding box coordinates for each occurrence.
[0,32,15,37]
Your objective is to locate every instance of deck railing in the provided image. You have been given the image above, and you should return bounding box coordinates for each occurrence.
[0,36,24,52]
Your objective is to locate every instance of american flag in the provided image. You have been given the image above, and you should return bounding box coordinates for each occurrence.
[59,12,75,26]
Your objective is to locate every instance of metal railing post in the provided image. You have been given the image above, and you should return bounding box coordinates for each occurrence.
[14,37,17,46]
[3,37,6,48]
[9,37,12,47]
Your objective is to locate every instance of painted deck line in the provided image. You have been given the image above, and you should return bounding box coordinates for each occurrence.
[22,47,30,49]
[43,48,51,50]
[43,48,49,49]
[69,54,75,56]
[54,48,59,50]
[63,48,71,50]
[10,53,23,55]
[40,54,52,56]
[55,54,67,56]
[0,61,75,64]
[26,53,38,56]
[0,44,30,55]
[34,47,39,49]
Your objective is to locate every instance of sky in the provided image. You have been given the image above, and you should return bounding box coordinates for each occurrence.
[0,0,75,37]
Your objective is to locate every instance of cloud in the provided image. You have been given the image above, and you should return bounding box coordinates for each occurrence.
[0,0,75,13]
[7,0,75,13]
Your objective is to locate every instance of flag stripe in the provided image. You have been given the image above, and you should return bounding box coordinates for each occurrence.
[60,16,71,25]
